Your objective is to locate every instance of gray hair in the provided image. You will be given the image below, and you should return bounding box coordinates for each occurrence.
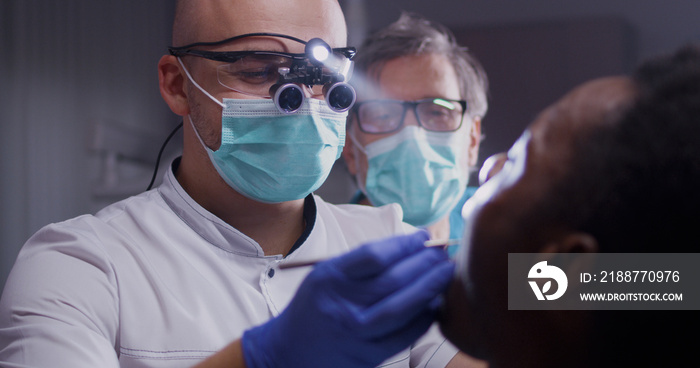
[353,12,489,119]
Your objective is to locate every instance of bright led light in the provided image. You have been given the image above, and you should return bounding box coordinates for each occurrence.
[311,45,330,62]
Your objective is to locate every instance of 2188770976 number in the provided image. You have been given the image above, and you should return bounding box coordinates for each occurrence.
[600,270,679,283]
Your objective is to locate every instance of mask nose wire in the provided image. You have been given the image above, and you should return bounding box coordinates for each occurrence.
[176,57,226,109]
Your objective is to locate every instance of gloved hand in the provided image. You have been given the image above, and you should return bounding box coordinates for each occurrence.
[241,231,455,368]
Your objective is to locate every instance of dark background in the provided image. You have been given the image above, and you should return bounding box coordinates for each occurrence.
[2,1,699,293]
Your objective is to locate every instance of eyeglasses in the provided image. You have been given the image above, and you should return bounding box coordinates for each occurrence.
[352,98,468,134]
[169,32,356,99]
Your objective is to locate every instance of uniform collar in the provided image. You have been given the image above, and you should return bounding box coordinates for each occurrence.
[157,157,316,257]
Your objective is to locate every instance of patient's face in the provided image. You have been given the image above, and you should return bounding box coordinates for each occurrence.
[438,77,637,362]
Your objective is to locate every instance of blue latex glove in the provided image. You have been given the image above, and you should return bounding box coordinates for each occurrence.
[242,231,455,368]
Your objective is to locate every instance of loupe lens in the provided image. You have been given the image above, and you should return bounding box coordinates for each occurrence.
[324,83,356,113]
[271,83,304,114]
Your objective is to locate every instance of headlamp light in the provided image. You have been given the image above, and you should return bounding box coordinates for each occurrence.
[169,32,356,113]
[269,37,356,114]
[306,38,332,64]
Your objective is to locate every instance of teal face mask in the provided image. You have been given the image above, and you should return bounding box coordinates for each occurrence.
[352,126,468,226]
[180,59,346,203]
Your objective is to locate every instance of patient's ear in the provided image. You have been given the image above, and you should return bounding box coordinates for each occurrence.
[541,232,598,254]
[539,233,598,287]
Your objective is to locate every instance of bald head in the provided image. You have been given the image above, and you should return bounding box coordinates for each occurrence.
[172,0,347,48]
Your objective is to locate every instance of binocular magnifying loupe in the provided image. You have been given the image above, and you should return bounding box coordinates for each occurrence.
[323,82,356,113]
[270,81,356,114]
[269,38,357,114]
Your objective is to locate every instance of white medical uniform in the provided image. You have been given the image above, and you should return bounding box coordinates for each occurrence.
[0,160,457,368]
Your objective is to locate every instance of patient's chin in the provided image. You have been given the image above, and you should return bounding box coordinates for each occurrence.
[437,278,482,357]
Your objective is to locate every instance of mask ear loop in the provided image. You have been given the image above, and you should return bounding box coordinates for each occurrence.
[347,130,367,155]
[187,115,211,152]
[176,57,225,153]
[347,130,369,196]
[146,58,218,191]
[176,57,225,108]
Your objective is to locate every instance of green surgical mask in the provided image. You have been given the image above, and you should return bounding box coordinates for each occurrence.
[352,126,468,226]
[181,59,347,203]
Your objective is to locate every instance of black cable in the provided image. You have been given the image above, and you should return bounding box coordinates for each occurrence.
[147,121,183,191]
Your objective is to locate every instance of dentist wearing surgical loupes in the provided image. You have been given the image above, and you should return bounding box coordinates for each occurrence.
[0,2,473,367]
[343,13,489,256]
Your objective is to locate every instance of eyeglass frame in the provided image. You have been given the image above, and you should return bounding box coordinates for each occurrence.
[168,32,356,64]
[168,32,356,99]
[351,98,468,134]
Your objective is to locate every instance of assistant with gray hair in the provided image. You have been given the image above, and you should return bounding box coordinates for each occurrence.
[353,12,489,119]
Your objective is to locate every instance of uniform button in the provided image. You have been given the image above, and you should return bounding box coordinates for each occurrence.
[268,268,275,278]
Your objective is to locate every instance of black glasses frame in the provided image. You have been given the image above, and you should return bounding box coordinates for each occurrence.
[352,98,468,134]
[168,32,356,62]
